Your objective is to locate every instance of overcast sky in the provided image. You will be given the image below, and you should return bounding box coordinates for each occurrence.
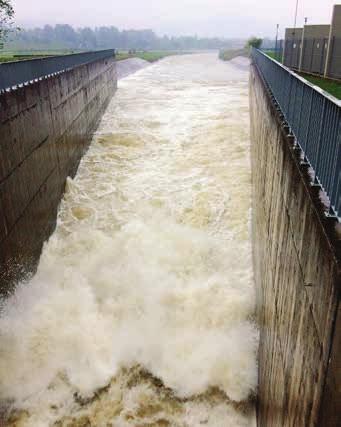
[12,0,338,38]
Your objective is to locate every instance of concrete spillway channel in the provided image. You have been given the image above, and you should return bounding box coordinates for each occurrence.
[1,51,340,427]
[0,54,257,426]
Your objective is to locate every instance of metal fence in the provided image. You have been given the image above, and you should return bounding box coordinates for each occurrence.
[284,37,341,79]
[262,40,284,63]
[252,48,341,219]
[0,49,116,92]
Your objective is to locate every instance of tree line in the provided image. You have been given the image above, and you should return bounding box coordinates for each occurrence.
[4,24,245,51]
[0,0,15,48]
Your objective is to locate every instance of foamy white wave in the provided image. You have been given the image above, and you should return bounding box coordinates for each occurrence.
[0,53,256,426]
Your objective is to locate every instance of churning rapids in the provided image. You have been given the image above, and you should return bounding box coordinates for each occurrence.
[0,53,258,426]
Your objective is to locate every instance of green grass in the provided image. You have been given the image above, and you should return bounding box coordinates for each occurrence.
[0,49,85,63]
[115,50,177,62]
[262,51,341,99]
[0,49,176,64]
[218,48,249,61]
[264,51,341,99]
[299,74,341,100]
[0,54,56,63]
[264,50,282,63]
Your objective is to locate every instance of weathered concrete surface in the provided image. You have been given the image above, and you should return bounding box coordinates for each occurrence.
[249,64,340,426]
[116,58,150,80]
[0,57,117,295]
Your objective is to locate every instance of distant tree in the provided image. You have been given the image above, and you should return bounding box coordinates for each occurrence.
[0,0,15,48]
[3,22,246,52]
[95,26,120,49]
[78,27,97,49]
[246,37,263,49]
[55,24,77,46]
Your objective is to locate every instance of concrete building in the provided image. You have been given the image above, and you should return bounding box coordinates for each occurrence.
[283,28,303,69]
[283,4,341,79]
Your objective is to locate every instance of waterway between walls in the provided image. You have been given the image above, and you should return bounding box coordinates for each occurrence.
[1,53,257,426]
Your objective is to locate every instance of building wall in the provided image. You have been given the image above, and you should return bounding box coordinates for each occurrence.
[249,64,340,426]
[0,56,117,295]
[304,25,330,38]
[284,28,303,40]
[327,5,341,78]
[284,5,341,79]
[283,29,303,68]
[301,26,330,75]
[330,5,341,37]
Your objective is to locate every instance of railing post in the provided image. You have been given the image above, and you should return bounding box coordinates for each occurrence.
[314,97,327,183]
[299,27,305,71]
[303,88,314,156]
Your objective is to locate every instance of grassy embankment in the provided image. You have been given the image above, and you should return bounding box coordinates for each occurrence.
[0,50,176,63]
[300,74,341,100]
[263,51,341,100]
[218,48,249,61]
[115,51,178,62]
[0,49,81,63]
[0,54,53,62]
[263,50,282,62]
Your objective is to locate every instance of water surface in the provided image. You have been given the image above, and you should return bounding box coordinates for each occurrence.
[1,53,257,426]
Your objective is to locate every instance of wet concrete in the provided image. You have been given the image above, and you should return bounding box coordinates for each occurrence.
[116,58,150,79]
[250,63,340,426]
[0,56,117,295]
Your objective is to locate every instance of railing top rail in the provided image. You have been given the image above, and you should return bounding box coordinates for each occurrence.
[252,47,341,221]
[255,48,341,107]
[0,49,116,92]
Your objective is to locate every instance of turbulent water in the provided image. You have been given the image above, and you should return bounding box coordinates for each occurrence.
[0,53,257,426]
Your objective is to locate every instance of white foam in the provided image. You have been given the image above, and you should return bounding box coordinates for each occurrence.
[0,53,257,426]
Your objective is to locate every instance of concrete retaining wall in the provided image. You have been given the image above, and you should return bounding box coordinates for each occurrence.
[249,64,340,426]
[0,56,117,295]
[116,57,150,79]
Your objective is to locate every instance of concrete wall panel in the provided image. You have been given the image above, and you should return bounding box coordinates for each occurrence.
[250,64,340,426]
[0,56,117,294]
[304,25,330,39]
[330,5,341,37]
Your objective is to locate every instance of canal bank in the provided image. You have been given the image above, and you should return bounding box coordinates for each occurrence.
[250,54,340,426]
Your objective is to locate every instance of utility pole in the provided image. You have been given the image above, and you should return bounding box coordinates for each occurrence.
[293,0,299,32]
[275,24,279,60]
[299,17,307,71]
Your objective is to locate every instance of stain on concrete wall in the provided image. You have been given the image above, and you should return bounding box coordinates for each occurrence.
[249,64,340,426]
[0,57,117,295]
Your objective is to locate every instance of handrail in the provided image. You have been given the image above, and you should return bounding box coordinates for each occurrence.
[0,49,116,92]
[252,48,341,220]
[258,48,341,107]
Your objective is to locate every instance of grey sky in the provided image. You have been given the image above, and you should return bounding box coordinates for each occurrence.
[12,0,338,38]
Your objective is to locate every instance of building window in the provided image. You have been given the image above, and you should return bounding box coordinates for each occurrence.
[293,43,296,48]
[316,43,320,48]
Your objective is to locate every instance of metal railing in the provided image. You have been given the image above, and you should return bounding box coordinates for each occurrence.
[261,40,284,64]
[0,49,116,92]
[252,48,341,220]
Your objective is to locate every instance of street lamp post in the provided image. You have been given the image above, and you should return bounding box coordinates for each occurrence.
[299,17,308,71]
[275,24,279,60]
[294,0,299,31]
